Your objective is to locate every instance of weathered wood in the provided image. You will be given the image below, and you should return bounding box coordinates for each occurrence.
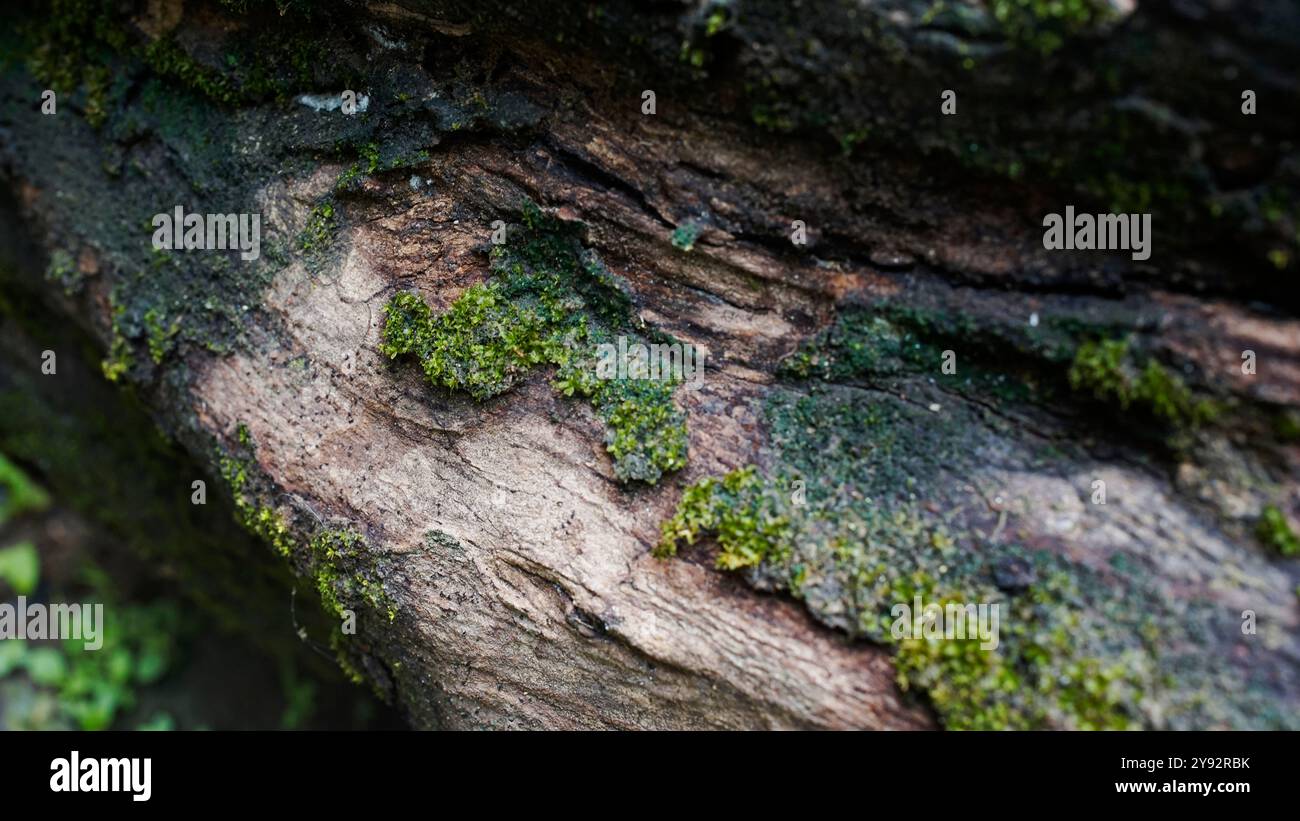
[1,0,1296,728]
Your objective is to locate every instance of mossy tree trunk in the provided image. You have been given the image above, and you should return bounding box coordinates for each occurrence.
[1,0,1297,728]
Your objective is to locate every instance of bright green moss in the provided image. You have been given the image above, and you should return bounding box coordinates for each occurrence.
[380,202,689,484]
[308,528,396,623]
[219,436,295,559]
[656,466,792,570]
[1257,505,1300,557]
[1068,338,1219,428]
[298,200,337,254]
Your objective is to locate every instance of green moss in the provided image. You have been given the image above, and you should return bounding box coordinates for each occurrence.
[334,143,430,193]
[299,200,337,253]
[380,201,688,484]
[653,386,1277,729]
[44,250,83,296]
[656,466,792,570]
[778,306,1047,405]
[308,528,396,623]
[23,0,130,129]
[1257,505,1300,557]
[143,37,239,106]
[298,198,341,275]
[142,307,180,365]
[219,435,295,559]
[670,221,703,252]
[989,0,1119,56]
[1068,338,1219,428]
[1275,410,1300,443]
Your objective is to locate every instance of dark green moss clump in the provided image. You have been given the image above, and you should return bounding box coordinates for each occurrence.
[670,222,703,252]
[380,202,689,484]
[778,307,1045,406]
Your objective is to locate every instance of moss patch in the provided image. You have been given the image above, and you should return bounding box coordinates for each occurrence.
[308,528,396,623]
[656,385,1292,729]
[1257,505,1300,557]
[219,425,295,559]
[380,201,689,484]
[1068,338,1219,428]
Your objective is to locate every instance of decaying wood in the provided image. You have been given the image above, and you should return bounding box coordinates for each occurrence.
[1,0,1297,728]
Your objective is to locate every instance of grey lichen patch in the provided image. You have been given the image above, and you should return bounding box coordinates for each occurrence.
[657,385,1297,729]
[379,201,689,485]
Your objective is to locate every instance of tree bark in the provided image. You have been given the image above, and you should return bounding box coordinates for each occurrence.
[1,0,1297,729]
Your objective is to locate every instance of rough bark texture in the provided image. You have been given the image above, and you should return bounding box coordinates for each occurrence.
[1,0,1297,729]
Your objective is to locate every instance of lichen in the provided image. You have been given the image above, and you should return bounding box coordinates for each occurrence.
[380,201,688,484]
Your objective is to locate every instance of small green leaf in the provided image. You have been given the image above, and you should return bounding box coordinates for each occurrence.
[24,647,68,686]
[0,542,40,595]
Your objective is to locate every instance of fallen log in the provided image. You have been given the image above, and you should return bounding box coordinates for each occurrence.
[0,0,1296,729]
